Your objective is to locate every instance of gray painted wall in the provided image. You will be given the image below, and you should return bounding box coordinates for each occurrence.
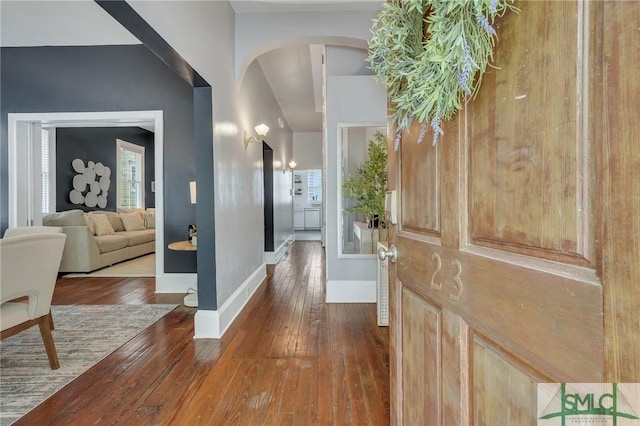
[325,45,387,284]
[56,127,155,212]
[0,45,196,273]
[128,1,290,308]
[293,132,323,170]
[238,58,294,269]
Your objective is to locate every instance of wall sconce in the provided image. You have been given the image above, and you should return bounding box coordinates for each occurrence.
[283,160,297,174]
[244,123,269,149]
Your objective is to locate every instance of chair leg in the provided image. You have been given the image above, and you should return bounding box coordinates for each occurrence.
[38,313,60,370]
[48,310,55,330]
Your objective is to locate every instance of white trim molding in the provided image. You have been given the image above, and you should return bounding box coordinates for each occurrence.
[156,273,197,293]
[263,234,294,264]
[8,110,165,292]
[194,264,267,339]
[326,280,376,303]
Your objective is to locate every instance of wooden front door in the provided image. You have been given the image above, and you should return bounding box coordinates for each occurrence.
[387,2,640,425]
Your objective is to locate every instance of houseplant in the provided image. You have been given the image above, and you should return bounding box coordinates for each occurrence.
[368,0,517,146]
[342,130,388,234]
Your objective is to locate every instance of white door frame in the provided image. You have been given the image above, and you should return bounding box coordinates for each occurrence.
[7,110,175,291]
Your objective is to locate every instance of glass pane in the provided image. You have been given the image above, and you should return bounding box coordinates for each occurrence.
[117,140,144,209]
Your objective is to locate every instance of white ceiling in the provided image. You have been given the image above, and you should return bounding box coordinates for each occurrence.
[0,0,140,47]
[1,0,379,134]
[256,45,324,132]
[231,1,380,133]
[228,0,381,14]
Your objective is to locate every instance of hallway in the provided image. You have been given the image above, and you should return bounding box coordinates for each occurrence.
[18,241,390,425]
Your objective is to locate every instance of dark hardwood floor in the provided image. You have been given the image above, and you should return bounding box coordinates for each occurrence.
[17,241,390,425]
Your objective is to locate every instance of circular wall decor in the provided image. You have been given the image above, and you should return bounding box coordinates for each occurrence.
[368,0,517,147]
[69,159,111,208]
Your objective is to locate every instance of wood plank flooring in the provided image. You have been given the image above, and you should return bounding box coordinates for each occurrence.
[16,241,390,425]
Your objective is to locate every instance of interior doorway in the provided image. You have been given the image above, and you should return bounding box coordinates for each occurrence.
[263,142,274,251]
[7,110,165,287]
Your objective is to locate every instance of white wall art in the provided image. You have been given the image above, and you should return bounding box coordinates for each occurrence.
[69,159,111,208]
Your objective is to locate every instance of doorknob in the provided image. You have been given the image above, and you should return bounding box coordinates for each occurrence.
[377,244,398,264]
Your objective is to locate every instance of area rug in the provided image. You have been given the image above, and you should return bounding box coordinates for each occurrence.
[63,253,155,278]
[0,304,177,425]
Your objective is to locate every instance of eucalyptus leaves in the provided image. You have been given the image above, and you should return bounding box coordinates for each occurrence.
[368,0,517,147]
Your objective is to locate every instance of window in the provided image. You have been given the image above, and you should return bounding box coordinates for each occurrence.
[116,139,145,209]
[307,169,322,202]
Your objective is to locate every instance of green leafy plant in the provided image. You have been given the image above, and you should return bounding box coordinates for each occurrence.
[368,0,517,147]
[342,131,388,229]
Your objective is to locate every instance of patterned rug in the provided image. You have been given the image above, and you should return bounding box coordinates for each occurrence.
[0,304,177,425]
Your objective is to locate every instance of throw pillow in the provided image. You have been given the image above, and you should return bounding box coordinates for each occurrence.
[145,212,156,229]
[92,214,115,236]
[84,213,97,235]
[120,213,146,231]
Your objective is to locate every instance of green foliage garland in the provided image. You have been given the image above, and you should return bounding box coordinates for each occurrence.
[342,131,388,228]
[368,0,517,146]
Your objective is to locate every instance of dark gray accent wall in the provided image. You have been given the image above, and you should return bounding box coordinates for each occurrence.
[0,45,195,273]
[193,86,216,310]
[56,127,155,212]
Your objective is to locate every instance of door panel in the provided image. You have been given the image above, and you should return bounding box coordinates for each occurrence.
[400,120,440,235]
[441,310,469,426]
[388,1,617,425]
[468,0,592,265]
[401,288,440,425]
[473,339,540,425]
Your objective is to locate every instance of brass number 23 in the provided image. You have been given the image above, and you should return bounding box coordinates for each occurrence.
[429,253,464,301]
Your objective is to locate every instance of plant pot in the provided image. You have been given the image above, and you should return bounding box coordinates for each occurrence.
[368,215,379,229]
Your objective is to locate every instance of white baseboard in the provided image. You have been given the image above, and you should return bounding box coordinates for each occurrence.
[156,273,197,293]
[263,234,294,264]
[193,264,266,339]
[326,280,376,303]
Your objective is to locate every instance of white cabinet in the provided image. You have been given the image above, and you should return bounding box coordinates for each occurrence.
[304,208,321,230]
[294,209,305,230]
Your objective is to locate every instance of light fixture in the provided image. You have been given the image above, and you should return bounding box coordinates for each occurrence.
[283,160,297,174]
[244,123,270,148]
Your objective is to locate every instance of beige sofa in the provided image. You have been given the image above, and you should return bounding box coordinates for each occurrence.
[42,209,155,273]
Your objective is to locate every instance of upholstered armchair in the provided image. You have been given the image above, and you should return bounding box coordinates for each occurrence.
[1,228,66,369]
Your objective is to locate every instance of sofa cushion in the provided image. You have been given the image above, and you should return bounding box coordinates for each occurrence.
[89,211,124,232]
[94,234,128,253]
[120,213,146,231]
[91,214,115,236]
[122,229,155,246]
[42,210,87,227]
